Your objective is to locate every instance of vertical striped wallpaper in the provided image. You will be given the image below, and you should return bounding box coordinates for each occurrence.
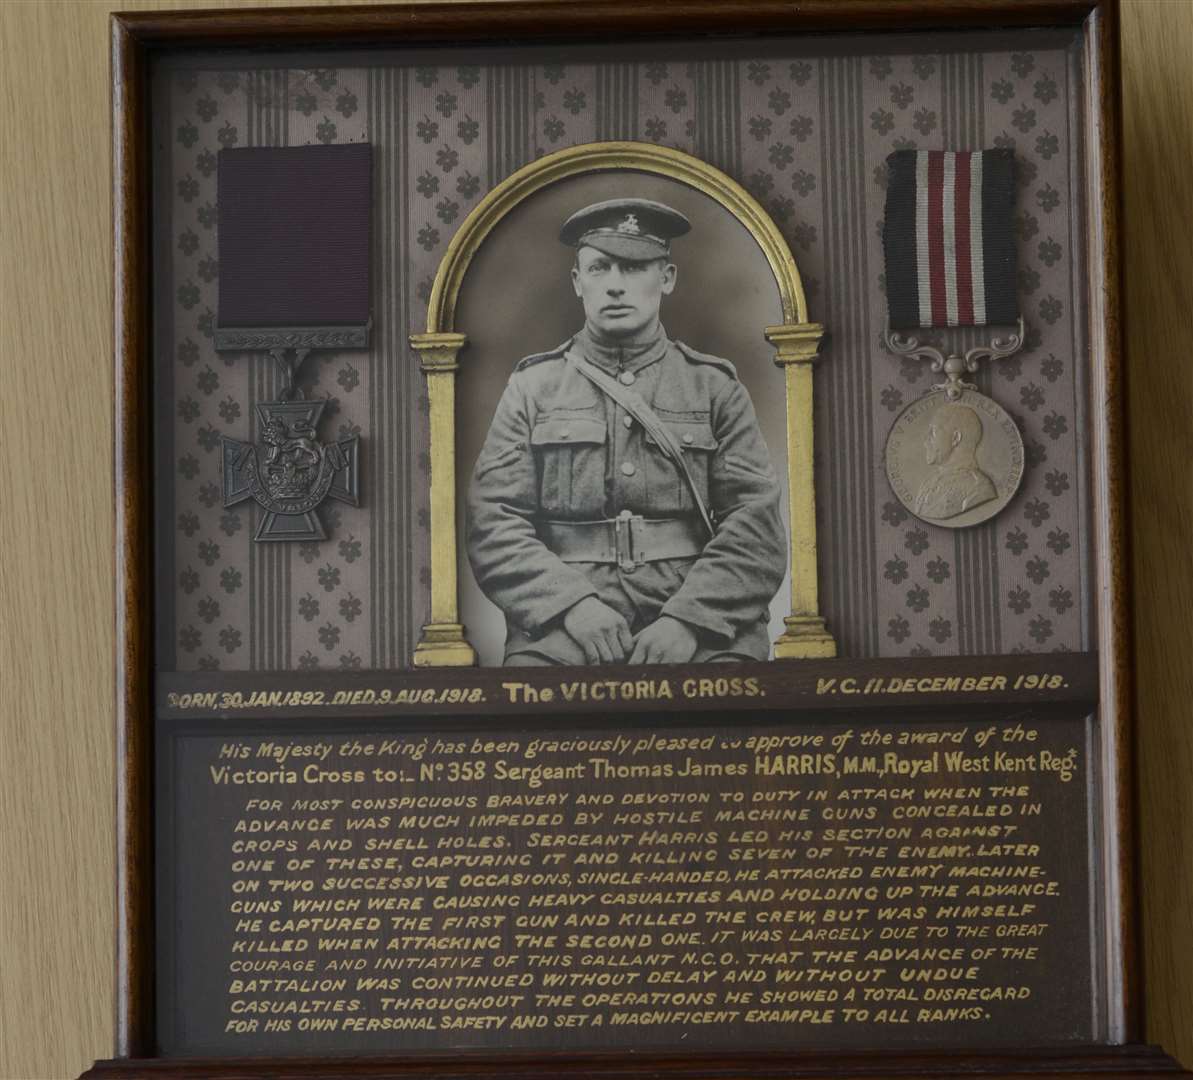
[156,31,1089,671]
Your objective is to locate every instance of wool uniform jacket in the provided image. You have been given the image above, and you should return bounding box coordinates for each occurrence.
[466,325,787,665]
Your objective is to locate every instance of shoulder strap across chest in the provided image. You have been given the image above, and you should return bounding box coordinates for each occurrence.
[569,354,715,537]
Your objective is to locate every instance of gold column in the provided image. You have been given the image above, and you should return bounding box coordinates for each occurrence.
[409,332,477,666]
[766,323,837,659]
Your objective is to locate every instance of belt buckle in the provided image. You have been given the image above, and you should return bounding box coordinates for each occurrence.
[614,509,643,573]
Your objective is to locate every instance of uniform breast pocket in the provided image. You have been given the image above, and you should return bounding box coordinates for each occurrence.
[531,415,607,516]
[645,415,718,515]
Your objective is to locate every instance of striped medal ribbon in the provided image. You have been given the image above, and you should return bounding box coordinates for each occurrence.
[883,148,1018,330]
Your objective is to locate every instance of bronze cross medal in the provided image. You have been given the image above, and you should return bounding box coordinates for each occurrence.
[215,143,372,544]
[221,376,359,542]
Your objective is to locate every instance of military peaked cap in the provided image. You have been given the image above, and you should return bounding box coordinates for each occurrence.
[560,197,691,261]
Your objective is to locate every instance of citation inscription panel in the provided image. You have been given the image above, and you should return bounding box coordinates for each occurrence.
[158,713,1095,1055]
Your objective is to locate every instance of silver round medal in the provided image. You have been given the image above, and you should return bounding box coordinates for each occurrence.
[884,387,1024,529]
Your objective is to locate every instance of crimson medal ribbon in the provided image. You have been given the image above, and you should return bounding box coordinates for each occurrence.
[218,143,373,333]
[883,149,1017,330]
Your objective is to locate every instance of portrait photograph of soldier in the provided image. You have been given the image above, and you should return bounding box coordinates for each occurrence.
[455,179,792,667]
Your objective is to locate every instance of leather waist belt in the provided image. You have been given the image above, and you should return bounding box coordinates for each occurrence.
[540,512,704,573]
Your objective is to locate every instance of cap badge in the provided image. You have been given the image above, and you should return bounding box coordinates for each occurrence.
[616,213,641,235]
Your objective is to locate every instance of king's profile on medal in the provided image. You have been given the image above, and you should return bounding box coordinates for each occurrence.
[466,197,786,666]
[912,402,998,521]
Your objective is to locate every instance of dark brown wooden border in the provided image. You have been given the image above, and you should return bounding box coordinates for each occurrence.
[112,0,1098,47]
[81,1043,1187,1078]
[104,0,1187,1075]
[1081,0,1139,1048]
[112,9,155,1062]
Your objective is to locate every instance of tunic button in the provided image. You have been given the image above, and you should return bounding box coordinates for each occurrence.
[559,428,570,439]
[618,370,636,386]
[682,433,694,445]
[623,415,634,429]
[621,462,636,477]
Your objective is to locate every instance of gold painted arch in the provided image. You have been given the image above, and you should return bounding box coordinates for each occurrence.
[424,141,811,333]
[410,141,835,666]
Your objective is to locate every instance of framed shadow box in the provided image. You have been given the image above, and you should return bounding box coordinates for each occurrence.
[92,1,1190,1076]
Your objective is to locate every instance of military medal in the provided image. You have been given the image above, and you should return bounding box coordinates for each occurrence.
[881,149,1025,529]
[214,144,372,542]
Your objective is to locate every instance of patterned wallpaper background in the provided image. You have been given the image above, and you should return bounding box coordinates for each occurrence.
[153,30,1092,672]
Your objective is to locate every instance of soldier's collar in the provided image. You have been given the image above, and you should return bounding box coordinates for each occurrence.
[573,324,669,374]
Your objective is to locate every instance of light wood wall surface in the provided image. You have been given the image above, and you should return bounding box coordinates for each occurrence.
[0,1,1189,1076]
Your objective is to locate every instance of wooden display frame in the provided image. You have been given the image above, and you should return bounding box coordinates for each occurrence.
[94,1,1188,1076]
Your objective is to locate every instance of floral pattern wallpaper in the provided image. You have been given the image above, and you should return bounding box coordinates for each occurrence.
[155,29,1091,670]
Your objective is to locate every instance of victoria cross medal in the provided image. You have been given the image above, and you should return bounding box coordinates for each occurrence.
[221,396,359,542]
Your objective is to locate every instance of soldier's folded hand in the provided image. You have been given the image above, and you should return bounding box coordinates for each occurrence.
[629,615,699,665]
[563,596,635,664]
